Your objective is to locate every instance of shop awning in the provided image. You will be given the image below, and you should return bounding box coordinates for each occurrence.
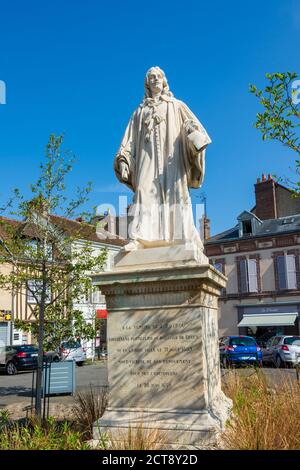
[96,309,108,319]
[238,313,298,327]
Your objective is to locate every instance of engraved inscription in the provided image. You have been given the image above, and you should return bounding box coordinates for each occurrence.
[108,307,205,409]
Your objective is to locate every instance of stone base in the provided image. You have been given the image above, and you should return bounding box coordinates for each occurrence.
[94,392,231,449]
[113,242,208,272]
[92,252,231,450]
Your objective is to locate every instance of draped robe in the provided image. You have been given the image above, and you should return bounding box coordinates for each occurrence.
[114,95,211,248]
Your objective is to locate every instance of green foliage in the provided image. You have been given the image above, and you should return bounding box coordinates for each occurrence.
[0,417,91,450]
[0,410,11,427]
[222,370,300,450]
[250,72,300,193]
[250,72,299,153]
[0,134,106,351]
[0,135,107,417]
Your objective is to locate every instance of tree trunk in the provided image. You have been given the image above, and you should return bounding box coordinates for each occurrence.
[35,267,47,418]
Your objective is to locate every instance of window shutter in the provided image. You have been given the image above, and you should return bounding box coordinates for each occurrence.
[239,259,248,293]
[277,255,287,290]
[247,259,258,293]
[286,254,297,290]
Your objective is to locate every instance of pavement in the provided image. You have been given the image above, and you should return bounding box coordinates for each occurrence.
[0,360,108,419]
[221,366,300,388]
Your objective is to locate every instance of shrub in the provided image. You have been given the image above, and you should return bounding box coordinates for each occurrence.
[72,385,108,439]
[108,423,168,450]
[222,369,300,450]
[0,417,90,450]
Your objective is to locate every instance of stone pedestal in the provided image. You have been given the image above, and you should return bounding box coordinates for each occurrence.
[93,246,231,449]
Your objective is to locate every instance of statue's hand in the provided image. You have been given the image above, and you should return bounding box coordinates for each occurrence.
[120,162,129,182]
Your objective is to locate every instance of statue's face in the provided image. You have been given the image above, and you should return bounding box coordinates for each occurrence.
[148,70,164,95]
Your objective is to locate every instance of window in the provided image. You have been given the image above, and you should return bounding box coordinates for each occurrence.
[271,337,281,346]
[214,262,223,273]
[282,218,295,225]
[27,280,51,304]
[25,240,53,261]
[229,337,256,346]
[92,288,104,304]
[239,258,259,293]
[276,254,297,290]
[284,336,300,345]
[242,220,252,235]
[212,259,225,275]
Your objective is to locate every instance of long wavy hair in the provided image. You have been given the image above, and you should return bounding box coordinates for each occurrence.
[144,66,173,99]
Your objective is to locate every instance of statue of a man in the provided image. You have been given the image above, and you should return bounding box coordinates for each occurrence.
[114,66,211,251]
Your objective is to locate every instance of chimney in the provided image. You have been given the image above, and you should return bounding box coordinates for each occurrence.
[28,196,49,217]
[200,215,211,241]
[255,174,277,220]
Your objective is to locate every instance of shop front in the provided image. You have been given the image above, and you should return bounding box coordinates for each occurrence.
[95,309,108,358]
[237,303,300,345]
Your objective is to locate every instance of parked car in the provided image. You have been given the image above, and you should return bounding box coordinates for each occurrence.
[59,340,86,366]
[0,344,39,375]
[262,335,300,368]
[219,335,262,368]
[256,331,277,349]
[43,350,61,363]
[0,344,60,375]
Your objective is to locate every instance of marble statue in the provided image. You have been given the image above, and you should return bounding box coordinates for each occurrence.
[114,66,211,251]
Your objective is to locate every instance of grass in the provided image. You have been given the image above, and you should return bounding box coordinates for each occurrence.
[107,423,168,450]
[0,417,91,450]
[72,385,108,439]
[222,368,300,450]
[2,368,299,450]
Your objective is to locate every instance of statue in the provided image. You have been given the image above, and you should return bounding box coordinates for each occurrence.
[114,66,211,252]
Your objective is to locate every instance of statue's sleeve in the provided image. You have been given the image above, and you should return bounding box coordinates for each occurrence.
[178,101,212,189]
[114,111,137,191]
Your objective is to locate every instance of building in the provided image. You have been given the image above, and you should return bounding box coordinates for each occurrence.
[205,175,300,342]
[0,213,125,356]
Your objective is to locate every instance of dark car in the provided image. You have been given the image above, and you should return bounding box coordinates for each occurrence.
[219,335,262,368]
[0,344,60,375]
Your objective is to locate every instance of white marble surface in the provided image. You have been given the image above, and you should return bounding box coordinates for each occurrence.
[93,264,231,448]
[114,66,211,253]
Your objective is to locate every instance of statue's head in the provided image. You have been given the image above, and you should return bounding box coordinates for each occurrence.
[144,66,173,99]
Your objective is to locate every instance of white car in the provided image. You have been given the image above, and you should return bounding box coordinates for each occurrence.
[59,340,87,366]
[262,335,300,367]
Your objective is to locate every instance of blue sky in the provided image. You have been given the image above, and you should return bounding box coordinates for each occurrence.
[0,0,299,235]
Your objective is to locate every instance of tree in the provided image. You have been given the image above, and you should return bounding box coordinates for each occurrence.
[0,135,107,418]
[250,72,300,193]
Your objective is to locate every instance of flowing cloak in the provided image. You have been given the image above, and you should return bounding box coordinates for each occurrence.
[114,95,211,247]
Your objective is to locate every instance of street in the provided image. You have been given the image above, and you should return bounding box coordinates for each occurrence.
[0,360,108,418]
[1,361,299,413]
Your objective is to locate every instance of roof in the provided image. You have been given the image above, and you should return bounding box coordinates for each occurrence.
[207,225,239,242]
[49,214,127,247]
[0,216,24,239]
[0,214,127,247]
[206,213,300,244]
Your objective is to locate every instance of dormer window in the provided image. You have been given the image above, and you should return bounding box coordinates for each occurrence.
[237,211,262,238]
[282,218,295,225]
[242,220,252,235]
